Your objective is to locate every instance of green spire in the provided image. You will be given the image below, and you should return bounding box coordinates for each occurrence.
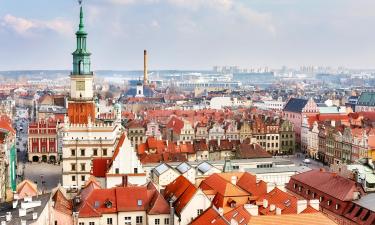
[76,6,87,35]
[72,4,91,75]
[79,6,84,31]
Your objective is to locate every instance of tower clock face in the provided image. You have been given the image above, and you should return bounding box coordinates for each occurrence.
[76,81,85,91]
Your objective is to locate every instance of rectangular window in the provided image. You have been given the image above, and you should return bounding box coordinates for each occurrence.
[81,175,85,181]
[79,223,84,225]
[107,218,113,225]
[89,222,94,225]
[197,209,203,216]
[134,168,138,174]
[164,218,170,225]
[71,149,76,156]
[81,163,86,171]
[72,176,76,181]
[115,168,119,174]
[93,149,98,156]
[103,149,107,156]
[80,149,85,156]
[136,216,143,224]
[124,217,131,225]
[71,163,76,171]
[155,219,160,225]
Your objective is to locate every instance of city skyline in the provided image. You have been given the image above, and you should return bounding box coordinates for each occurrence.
[0,0,375,71]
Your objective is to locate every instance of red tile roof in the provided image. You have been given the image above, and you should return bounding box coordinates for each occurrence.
[164,175,197,215]
[78,184,169,218]
[52,189,73,215]
[190,207,227,225]
[237,143,272,159]
[257,188,298,215]
[91,158,111,178]
[166,116,184,135]
[288,170,362,201]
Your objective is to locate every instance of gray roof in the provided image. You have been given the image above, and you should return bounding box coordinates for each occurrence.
[153,163,171,176]
[0,194,50,225]
[357,92,375,106]
[283,98,308,113]
[197,161,213,173]
[245,166,311,174]
[176,162,192,174]
[353,193,375,211]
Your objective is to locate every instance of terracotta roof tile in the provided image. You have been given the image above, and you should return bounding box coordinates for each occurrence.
[287,170,361,201]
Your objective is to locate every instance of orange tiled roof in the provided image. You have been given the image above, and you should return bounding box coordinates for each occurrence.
[257,188,298,215]
[248,212,336,225]
[164,175,197,215]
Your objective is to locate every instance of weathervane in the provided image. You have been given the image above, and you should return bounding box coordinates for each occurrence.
[78,0,83,5]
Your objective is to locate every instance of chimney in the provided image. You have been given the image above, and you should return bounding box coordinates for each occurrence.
[5,212,11,221]
[309,199,320,211]
[276,207,282,215]
[269,204,275,212]
[231,176,237,185]
[19,208,26,217]
[218,207,224,216]
[13,200,18,209]
[122,175,128,187]
[244,204,258,216]
[263,199,268,208]
[297,200,307,214]
[32,212,38,220]
[144,50,148,85]
[169,200,175,225]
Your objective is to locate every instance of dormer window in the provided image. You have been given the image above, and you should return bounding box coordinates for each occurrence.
[104,200,112,208]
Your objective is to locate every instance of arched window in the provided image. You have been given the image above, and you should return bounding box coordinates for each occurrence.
[78,60,83,74]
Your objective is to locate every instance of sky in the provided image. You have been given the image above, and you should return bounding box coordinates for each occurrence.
[0,0,374,71]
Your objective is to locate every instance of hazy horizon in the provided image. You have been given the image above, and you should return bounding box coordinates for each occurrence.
[0,0,374,71]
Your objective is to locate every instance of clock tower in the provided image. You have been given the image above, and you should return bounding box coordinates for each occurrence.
[67,4,95,124]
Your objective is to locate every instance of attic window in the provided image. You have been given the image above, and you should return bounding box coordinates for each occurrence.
[105,200,112,208]
[335,204,339,210]
[137,199,143,206]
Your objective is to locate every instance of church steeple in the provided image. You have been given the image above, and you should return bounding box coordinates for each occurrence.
[72,4,91,75]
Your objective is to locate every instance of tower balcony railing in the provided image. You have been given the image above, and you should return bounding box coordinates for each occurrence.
[70,72,94,76]
[69,97,94,101]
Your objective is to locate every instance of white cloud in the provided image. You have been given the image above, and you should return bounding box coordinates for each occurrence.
[109,0,158,5]
[106,0,275,34]
[150,20,160,29]
[0,14,73,37]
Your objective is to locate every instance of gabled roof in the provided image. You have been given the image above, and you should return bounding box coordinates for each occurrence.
[164,175,197,215]
[52,189,73,215]
[223,205,251,225]
[200,173,249,197]
[176,162,192,174]
[257,187,298,215]
[197,161,215,174]
[190,207,227,225]
[248,212,337,225]
[283,98,308,113]
[153,163,173,176]
[78,183,170,218]
[237,173,267,197]
[288,169,362,202]
[237,143,272,159]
